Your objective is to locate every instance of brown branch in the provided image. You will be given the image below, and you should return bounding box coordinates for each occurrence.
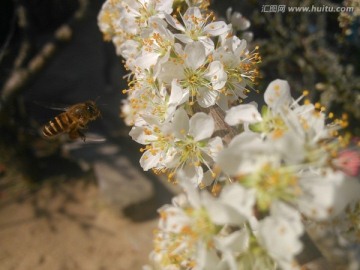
[193,103,237,144]
[0,0,88,110]
[0,3,17,65]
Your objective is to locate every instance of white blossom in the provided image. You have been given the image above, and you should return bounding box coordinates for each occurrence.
[297,169,360,220]
[169,109,223,185]
[257,202,304,270]
[165,7,229,54]
[98,1,360,269]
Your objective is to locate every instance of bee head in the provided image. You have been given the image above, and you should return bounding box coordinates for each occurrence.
[85,101,101,119]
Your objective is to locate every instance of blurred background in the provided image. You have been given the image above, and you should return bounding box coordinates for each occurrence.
[0,0,359,269]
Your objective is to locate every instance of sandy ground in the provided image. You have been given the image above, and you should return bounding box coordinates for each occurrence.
[0,176,157,270]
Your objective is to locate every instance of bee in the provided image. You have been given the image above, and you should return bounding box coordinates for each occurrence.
[42,100,101,141]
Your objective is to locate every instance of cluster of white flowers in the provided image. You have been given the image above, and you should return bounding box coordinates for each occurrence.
[98,0,360,269]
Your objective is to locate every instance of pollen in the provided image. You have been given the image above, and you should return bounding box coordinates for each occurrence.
[199,182,206,189]
[271,129,284,139]
[159,211,167,221]
[167,172,175,181]
[193,161,201,166]
[278,226,286,235]
[144,128,152,135]
[211,183,222,196]
[304,99,311,105]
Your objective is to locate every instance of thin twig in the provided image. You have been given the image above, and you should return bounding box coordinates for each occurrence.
[0,3,18,65]
[0,0,89,111]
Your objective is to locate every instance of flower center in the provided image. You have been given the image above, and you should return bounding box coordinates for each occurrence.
[237,164,300,211]
[176,136,203,165]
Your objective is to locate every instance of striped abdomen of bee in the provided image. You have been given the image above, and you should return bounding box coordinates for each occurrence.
[42,101,101,141]
[42,112,79,139]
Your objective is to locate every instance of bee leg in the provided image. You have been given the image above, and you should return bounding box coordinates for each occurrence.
[69,130,86,141]
[69,130,80,140]
[78,131,86,142]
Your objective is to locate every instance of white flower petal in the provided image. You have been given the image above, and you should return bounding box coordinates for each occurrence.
[172,108,189,140]
[272,130,305,165]
[197,87,218,108]
[117,39,139,59]
[230,12,251,31]
[169,80,189,106]
[297,170,360,220]
[264,79,292,109]
[206,61,227,90]
[216,94,229,111]
[158,205,190,233]
[154,0,173,14]
[196,245,221,270]
[183,7,202,25]
[177,169,202,208]
[234,39,247,56]
[203,21,229,36]
[180,164,203,186]
[139,150,161,171]
[189,113,214,141]
[198,36,215,55]
[214,229,249,254]
[174,33,194,44]
[202,192,246,225]
[258,215,303,265]
[225,104,262,126]
[158,61,185,84]
[216,147,243,176]
[228,132,266,151]
[200,170,215,187]
[219,183,256,220]
[134,52,159,70]
[166,81,189,120]
[165,13,185,31]
[184,42,206,70]
[206,136,223,160]
[270,201,303,236]
[129,126,157,144]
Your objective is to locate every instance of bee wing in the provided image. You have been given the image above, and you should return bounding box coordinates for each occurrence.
[47,105,70,111]
[63,133,106,148]
[80,132,107,143]
[33,101,70,111]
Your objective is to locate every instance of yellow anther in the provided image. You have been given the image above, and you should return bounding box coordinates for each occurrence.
[168,172,175,180]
